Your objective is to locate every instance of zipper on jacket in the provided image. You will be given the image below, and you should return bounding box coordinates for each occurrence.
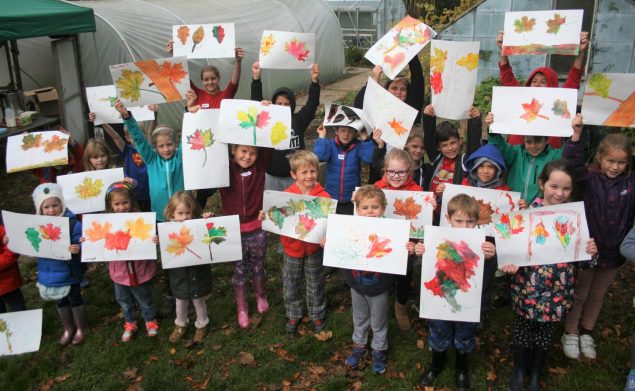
[524,157,534,199]
[165,160,172,197]
[242,174,246,222]
[339,154,345,202]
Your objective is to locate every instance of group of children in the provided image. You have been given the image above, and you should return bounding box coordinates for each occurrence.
[1,29,633,391]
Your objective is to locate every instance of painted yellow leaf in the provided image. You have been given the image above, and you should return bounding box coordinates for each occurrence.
[166,226,194,256]
[247,106,258,118]
[75,177,103,200]
[270,121,289,146]
[125,217,153,241]
[237,111,251,123]
[456,52,479,71]
[430,47,447,74]
[115,69,144,102]
[260,33,276,56]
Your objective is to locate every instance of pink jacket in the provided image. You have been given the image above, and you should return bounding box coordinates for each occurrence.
[108,260,157,287]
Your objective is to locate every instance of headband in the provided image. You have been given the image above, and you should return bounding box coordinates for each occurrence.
[106,182,133,197]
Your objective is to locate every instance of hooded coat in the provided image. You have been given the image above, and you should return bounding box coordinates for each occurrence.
[461,144,511,190]
[37,209,83,287]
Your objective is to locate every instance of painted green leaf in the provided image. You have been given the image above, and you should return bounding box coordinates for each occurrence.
[267,207,287,229]
[25,227,42,251]
[588,74,612,99]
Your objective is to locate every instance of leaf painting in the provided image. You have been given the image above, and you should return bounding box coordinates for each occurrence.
[260,33,276,56]
[0,319,12,353]
[42,135,68,153]
[202,222,227,260]
[177,26,190,45]
[0,309,43,356]
[456,53,478,71]
[393,197,422,220]
[81,213,156,262]
[172,23,235,59]
[440,185,520,229]
[531,220,549,244]
[520,98,550,123]
[366,234,392,258]
[513,16,536,33]
[551,99,571,119]
[166,226,201,258]
[295,215,317,240]
[494,213,525,239]
[115,70,145,102]
[25,228,42,251]
[588,73,612,99]
[476,199,496,226]
[546,13,567,35]
[270,122,289,146]
[2,211,71,260]
[86,85,154,126]
[212,25,225,43]
[75,177,103,200]
[58,168,124,214]
[186,128,214,166]
[24,224,62,253]
[237,106,270,145]
[582,73,635,128]
[21,134,43,151]
[378,189,434,239]
[218,99,292,149]
[284,38,310,62]
[431,72,443,94]
[553,216,575,249]
[191,26,205,52]
[502,10,582,56]
[388,118,408,136]
[430,47,447,74]
[383,52,406,71]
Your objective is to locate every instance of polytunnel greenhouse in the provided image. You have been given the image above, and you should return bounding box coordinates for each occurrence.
[7,0,346,128]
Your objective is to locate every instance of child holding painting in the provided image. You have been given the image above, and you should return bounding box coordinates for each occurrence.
[416,194,495,391]
[219,144,273,329]
[32,127,84,184]
[561,114,635,361]
[499,157,597,391]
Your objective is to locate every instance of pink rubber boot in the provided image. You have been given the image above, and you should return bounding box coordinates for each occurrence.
[234,284,250,329]
[253,277,269,314]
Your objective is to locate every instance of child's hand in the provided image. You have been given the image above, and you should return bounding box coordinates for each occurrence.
[261,100,271,107]
[572,113,583,135]
[372,128,384,148]
[123,177,137,186]
[468,106,480,119]
[482,241,496,260]
[252,61,261,80]
[2,234,9,246]
[414,242,425,256]
[186,89,198,108]
[430,197,438,210]
[258,210,265,221]
[579,31,589,51]
[152,235,159,245]
[499,264,518,274]
[435,183,446,197]
[316,125,326,138]
[148,104,159,112]
[88,112,96,122]
[484,112,494,128]
[69,244,80,254]
[167,39,174,54]
[406,241,415,255]
[202,211,215,219]
[586,238,598,257]
[518,199,528,210]
[114,99,129,118]
[79,237,85,243]
[358,128,368,140]
[319,239,326,248]
[371,65,382,82]
[311,64,320,83]
[423,104,435,117]
[235,47,245,62]
[496,31,504,49]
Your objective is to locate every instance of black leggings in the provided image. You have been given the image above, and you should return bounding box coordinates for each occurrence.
[512,316,554,350]
[395,255,415,305]
[0,288,27,313]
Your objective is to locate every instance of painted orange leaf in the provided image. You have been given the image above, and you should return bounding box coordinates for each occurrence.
[177,26,190,45]
[192,26,205,52]
[513,16,536,33]
[125,217,153,241]
[21,134,42,150]
[394,15,420,30]
[39,224,61,241]
[366,234,393,258]
[284,38,310,62]
[135,60,184,102]
[105,230,132,252]
[85,221,112,242]
[456,53,479,71]
[42,135,69,153]
[166,226,195,256]
[393,197,422,220]
[388,118,408,136]
[546,14,566,35]
[159,61,188,86]
[260,33,276,56]
[431,72,443,94]
[520,98,549,123]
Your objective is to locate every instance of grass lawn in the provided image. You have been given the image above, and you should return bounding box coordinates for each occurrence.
[1,161,633,391]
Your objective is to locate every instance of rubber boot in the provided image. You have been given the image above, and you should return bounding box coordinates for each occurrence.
[455,351,470,391]
[527,348,549,391]
[509,347,531,391]
[419,349,446,387]
[57,306,76,346]
[234,284,250,329]
[71,304,88,345]
[253,277,269,314]
[394,300,411,331]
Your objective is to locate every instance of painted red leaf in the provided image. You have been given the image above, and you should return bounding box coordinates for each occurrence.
[39,223,62,241]
[105,230,132,252]
[256,111,270,129]
[431,72,443,94]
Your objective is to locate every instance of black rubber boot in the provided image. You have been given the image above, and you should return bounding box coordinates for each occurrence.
[455,351,470,391]
[419,349,446,387]
[527,348,549,391]
[509,347,531,391]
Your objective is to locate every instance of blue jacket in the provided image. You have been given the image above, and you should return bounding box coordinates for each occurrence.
[124,115,183,222]
[313,137,375,203]
[464,143,507,173]
[37,209,83,287]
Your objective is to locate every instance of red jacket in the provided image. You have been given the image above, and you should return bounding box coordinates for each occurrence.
[280,183,331,258]
[0,225,23,296]
[219,148,273,233]
[461,177,511,191]
[190,80,238,109]
[374,176,423,191]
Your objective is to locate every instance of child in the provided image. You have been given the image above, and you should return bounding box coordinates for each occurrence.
[219,144,273,328]
[561,115,635,361]
[485,112,563,204]
[163,191,211,344]
[115,100,183,222]
[260,151,329,333]
[251,62,321,191]
[32,127,84,183]
[82,139,114,171]
[344,185,413,374]
[619,227,635,391]
[404,131,426,188]
[417,194,496,390]
[313,119,377,215]
[495,31,589,148]
[31,183,85,345]
[98,182,158,342]
[500,159,597,391]
[0,215,26,313]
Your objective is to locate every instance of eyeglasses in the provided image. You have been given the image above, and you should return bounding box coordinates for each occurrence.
[386,170,408,178]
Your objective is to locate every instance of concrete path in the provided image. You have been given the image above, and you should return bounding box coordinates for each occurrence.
[295,67,370,109]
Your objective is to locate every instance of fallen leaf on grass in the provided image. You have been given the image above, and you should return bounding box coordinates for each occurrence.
[169,347,177,355]
[416,339,425,349]
[212,344,222,350]
[308,365,327,375]
[548,367,568,375]
[270,346,296,362]
[250,313,263,328]
[486,370,497,381]
[314,330,333,341]
[123,368,138,381]
[148,355,158,362]
[352,381,363,390]
[239,351,256,366]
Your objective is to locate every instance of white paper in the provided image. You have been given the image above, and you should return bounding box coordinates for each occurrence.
[491,202,591,267]
[110,57,190,106]
[181,110,230,190]
[81,213,157,262]
[362,78,418,149]
[259,30,315,69]
[382,190,434,239]
[262,190,337,244]
[490,86,578,137]
[581,73,635,128]
[0,309,43,356]
[364,15,436,79]
[6,131,69,173]
[158,215,242,268]
[86,85,154,126]
[172,23,236,59]
[1,211,71,260]
[502,10,583,56]
[419,226,485,322]
[430,40,480,120]
[323,103,367,132]
[57,168,124,214]
[440,184,521,229]
[323,214,410,275]
[217,99,292,149]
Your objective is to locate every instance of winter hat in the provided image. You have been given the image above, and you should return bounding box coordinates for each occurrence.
[32,183,65,215]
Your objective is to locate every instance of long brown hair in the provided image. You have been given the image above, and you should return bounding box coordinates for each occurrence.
[163,191,200,221]
[593,132,632,176]
[83,139,113,171]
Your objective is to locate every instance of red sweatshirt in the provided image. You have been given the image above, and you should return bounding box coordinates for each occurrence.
[374,176,423,191]
[0,225,23,296]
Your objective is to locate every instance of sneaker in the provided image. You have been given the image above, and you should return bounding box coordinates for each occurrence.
[313,319,325,333]
[561,333,580,359]
[625,370,635,391]
[192,327,207,344]
[121,322,137,342]
[345,346,367,369]
[371,350,386,374]
[285,319,299,333]
[169,325,186,343]
[579,334,596,359]
[145,320,159,337]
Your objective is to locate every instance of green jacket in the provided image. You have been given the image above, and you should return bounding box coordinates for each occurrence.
[487,133,563,203]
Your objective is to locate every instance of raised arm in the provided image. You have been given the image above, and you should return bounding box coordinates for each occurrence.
[353,65,382,109]
[115,99,155,165]
[230,47,245,86]
[496,31,520,87]
[406,55,424,113]
[250,61,264,101]
[465,106,483,156]
[422,104,439,162]
[562,113,589,183]
[294,64,321,134]
[102,123,125,152]
[563,32,589,89]
[313,125,331,162]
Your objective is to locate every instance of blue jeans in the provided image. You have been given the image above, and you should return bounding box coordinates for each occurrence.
[114,280,156,322]
[56,283,83,308]
[428,319,478,353]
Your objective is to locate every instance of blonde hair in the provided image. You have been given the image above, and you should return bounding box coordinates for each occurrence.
[384,148,414,173]
[405,130,424,147]
[163,191,200,221]
[151,124,176,146]
[354,185,387,209]
[83,139,113,170]
[289,150,319,172]
[447,194,479,220]
[594,132,632,175]
[104,182,138,213]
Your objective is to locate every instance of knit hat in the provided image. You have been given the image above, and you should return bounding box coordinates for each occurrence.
[32,183,65,215]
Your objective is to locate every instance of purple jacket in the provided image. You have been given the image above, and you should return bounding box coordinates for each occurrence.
[563,140,635,268]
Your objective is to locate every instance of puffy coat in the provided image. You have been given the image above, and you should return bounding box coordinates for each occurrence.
[0,225,23,296]
[37,209,83,287]
[168,264,212,300]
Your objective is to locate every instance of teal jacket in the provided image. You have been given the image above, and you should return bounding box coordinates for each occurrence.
[487,133,563,203]
[124,115,183,222]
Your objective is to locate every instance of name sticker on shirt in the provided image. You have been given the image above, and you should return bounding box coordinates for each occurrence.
[240,171,252,177]
[338,154,345,160]
[201,103,210,109]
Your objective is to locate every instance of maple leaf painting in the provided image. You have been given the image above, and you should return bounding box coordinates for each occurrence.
[494,213,525,239]
[430,47,447,74]
[513,16,536,33]
[393,197,422,220]
[42,135,68,153]
[75,177,104,208]
[192,26,205,53]
[284,38,310,62]
[85,221,112,242]
[39,224,61,241]
[212,25,225,44]
[553,216,576,249]
[520,98,550,123]
[166,226,201,258]
[456,53,479,71]
[388,118,408,136]
[430,72,443,94]
[125,217,153,241]
[551,99,571,119]
[201,222,227,260]
[531,220,549,245]
[186,128,215,166]
[237,106,271,145]
[104,230,132,252]
[159,61,188,92]
[476,199,496,226]
[587,73,612,99]
[546,13,566,35]
[177,26,190,45]
[267,206,290,229]
[295,215,317,240]
[366,234,393,259]
[21,134,42,151]
[115,69,145,102]
[260,33,276,56]
[270,121,289,146]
